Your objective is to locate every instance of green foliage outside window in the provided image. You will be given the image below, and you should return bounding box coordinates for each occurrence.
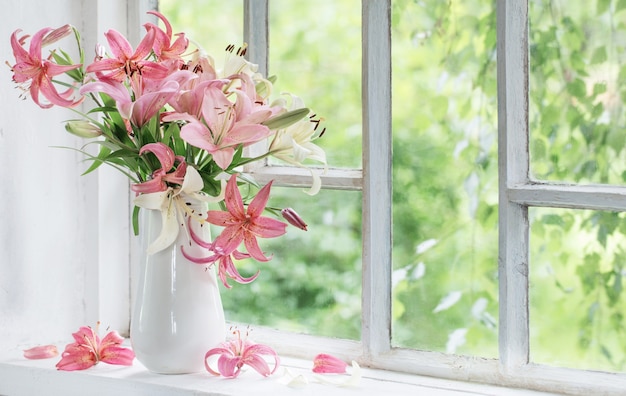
[160,0,625,372]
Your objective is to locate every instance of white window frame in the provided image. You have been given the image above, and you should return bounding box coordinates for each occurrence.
[123,1,626,394]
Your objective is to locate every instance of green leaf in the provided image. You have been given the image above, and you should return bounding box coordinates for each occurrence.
[590,47,607,65]
[262,107,310,130]
[542,214,565,227]
[600,345,614,364]
[431,96,449,120]
[617,0,626,12]
[132,206,141,236]
[592,82,607,96]
[566,78,587,99]
[82,145,112,175]
[604,269,622,306]
[577,253,600,295]
[597,0,611,14]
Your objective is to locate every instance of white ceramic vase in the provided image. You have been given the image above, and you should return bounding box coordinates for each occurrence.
[130,201,225,374]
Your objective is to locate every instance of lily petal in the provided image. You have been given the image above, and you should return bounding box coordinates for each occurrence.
[23,345,59,360]
[312,353,348,374]
[312,360,361,387]
[179,165,204,195]
[134,190,170,210]
[56,344,97,371]
[139,142,176,172]
[278,368,310,388]
[147,199,180,255]
[217,354,242,378]
[99,345,135,366]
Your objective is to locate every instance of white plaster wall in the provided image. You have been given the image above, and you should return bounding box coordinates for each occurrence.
[0,0,133,350]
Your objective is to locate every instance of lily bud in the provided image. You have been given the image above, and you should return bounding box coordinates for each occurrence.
[95,43,106,61]
[41,24,74,47]
[281,207,308,231]
[65,120,102,138]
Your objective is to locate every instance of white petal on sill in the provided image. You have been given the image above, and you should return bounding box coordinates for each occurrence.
[312,361,361,387]
[276,368,309,388]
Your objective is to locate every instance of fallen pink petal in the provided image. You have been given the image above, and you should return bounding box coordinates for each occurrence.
[23,345,59,360]
[312,353,348,374]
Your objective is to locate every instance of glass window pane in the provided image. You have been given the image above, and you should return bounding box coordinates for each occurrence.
[219,187,362,340]
[269,0,362,169]
[530,207,626,372]
[529,1,626,184]
[159,0,243,57]
[390,0,498,357]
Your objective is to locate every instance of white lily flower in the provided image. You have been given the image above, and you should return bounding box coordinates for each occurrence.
[134,166,227,255]
[269,95,328,195]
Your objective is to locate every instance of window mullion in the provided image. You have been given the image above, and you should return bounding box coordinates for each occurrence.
[510,183,626,212]
[497,0,530,369]
[246,165,363,190]
[243,0,269,170]
[361,0,392,359]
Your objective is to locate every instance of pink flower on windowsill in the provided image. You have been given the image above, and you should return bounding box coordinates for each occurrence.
[55,323,135,371]
[205,328,280,378]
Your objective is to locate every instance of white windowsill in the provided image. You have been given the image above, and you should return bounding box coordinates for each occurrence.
[0,347,558,396]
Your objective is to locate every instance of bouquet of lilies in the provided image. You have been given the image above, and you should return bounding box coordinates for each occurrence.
[9,11,326,288]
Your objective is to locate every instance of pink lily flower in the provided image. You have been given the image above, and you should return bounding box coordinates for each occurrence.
[205,328,279,378]
[207,174,287,262]
[144,10,189,61]
[182,216,260,288]
[80,71,194,128]
[9,26,83,108]
[86,28,168,81]
[131,143,186,194]
[164,83,273,170]
[56,325,135,371]
[168,79,225,120]
[23,345,59,360]
[312,353,348,374]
